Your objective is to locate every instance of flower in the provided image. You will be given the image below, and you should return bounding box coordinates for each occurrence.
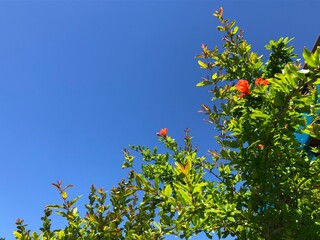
[257,144,264,149]
[255,77,268,86]
[235,80,250,98]
[156,128,168,138]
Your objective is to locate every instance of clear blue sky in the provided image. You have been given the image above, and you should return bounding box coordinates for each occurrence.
[0,0,319,239]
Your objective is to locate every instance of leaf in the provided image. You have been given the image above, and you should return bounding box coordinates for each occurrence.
[177,189,192,205]
[219,7,224,17]
[269,76,289,93]
[196,80,212,87]
[193,182,208,195]
[72,207,78,215]
[198,60,208,69]
[153,221,162,231]
[162,214,172,224]
[61,191,68,199]
[224,165,230,175]
[312,78,320,85]
[58,230,65,238]
[177,157,192,176]
[47,204,63,209]
[296,117,307,127]
[32,232,40,240]
[13,232,22,239]
[63,184,74,191]
[220,149,231,160]
[177,162,187,175]
[233,26,239,35]
[273,92,285,106]
[56,211,67,218]
[211,73,218,80]
[154,177,159,191]
[163,184,172,198]
[222,140,239,148]
[173,181,190,191]
[205,232,213,239]
[303,48,317,68]
[251,109,270,119]
[135,173,150,189]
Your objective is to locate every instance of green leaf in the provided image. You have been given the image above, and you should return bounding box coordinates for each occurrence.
[303,48,317,68]
[32,232,40,240]
[233,26,238,35]
[13,232,22,239]
[61,191,67,199]
[198,60,208,69]
[222,140,239,148]
[273,92,285,106]
[163,184,172,198]
[211,73,218,80]
[69,195,82,207]
[220,149,231,160]
[224,165,230,175]
[312,78,320,85]
[161,214,172,225]
[46,204,64,209]
[152,221,162,231]
[193,182,208,195]
[173,181,190,191]
[251,109,270,119]
[177,189,192,205]
[196,80,212,87]
[269,76,289,93]
[135,173,150,189]
[58,230,65,238]
[296,117,307,127]
[205,232,213,239]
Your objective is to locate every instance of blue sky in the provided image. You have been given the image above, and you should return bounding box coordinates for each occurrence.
[0,0,319,239]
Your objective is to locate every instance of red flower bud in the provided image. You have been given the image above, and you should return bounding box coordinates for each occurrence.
[156,128,168,138]
[258,144,264,149]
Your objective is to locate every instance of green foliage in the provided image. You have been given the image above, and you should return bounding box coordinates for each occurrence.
[14,7,320,240]
[264,37,297,78]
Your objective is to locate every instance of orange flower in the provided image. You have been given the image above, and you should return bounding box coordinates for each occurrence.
[255,77,268,86]
[156,128,168,138]
[235,80,250,98]
[257,144,264,149]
